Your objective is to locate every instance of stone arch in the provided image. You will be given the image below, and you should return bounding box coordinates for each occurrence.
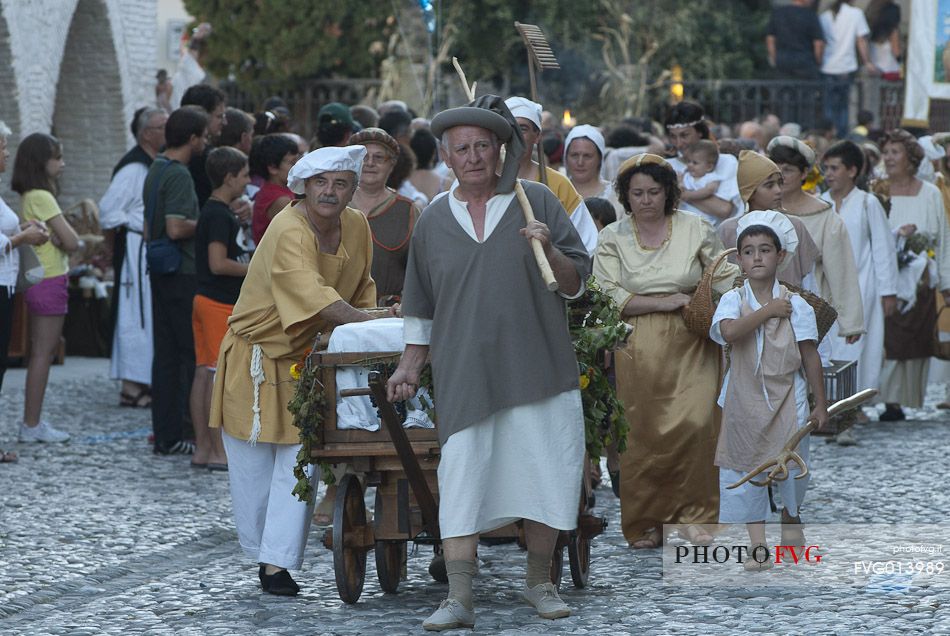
[51,0,126,209]
[0,6,21,203]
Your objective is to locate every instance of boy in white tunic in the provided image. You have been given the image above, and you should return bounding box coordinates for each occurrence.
[821,141,898,405]
[711,211,829,571]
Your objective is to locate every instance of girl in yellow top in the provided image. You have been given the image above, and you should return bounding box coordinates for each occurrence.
[11,133,80,443]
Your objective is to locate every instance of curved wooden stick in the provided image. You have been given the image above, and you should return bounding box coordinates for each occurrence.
[726,388,877,489]
[451,57,476,101]
[515,181,559,292]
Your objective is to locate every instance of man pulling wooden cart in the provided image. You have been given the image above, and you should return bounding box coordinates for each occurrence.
[384,95,592,631]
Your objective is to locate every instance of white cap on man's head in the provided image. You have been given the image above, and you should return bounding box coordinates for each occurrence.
[504,96,542,130]
[287,145,367,194]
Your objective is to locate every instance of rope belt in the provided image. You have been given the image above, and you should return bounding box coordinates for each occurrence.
[249,343,265,445]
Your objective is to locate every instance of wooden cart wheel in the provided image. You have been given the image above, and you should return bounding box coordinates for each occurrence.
[373,489,406,593]
[568,459,593,587]
[550,542,564,589]
[568,530,591,588]
[375,540,406,593]
[333,474,368,604]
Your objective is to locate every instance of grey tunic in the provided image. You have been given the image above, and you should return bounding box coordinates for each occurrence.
[401,180,591,445]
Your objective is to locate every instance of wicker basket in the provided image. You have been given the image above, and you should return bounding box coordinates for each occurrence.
[783,282,838,342]
[63,199,107,266]
[682,248,737,338]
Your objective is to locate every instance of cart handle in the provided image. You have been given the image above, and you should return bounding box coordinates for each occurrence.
[339,387,373,398]
[367,371,441,540]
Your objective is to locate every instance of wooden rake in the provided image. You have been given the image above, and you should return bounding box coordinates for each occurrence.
[726,389,878,489]
[515,21,560,187]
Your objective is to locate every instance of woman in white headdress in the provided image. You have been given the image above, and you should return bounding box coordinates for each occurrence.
[564,125,623,215]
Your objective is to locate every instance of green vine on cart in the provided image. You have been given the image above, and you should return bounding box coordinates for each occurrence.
[287,356,330,504]
[569,276,632,459]
[289,277,630,502]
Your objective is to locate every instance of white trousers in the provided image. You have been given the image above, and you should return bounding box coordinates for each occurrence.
[718,434,810,524]
[222,431,316,570]
[718,382,811,524]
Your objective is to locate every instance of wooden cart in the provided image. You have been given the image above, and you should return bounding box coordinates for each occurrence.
[311,351,606,604]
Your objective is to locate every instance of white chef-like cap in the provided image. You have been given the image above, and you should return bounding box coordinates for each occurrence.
[287,145,367,195]
[736,209,799,263]
[504,96,542,130]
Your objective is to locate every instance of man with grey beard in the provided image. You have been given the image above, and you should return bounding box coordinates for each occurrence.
[208,145,378,596]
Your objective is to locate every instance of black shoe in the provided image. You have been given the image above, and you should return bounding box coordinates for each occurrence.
[879,405,906,422]
[153,440,196,455]
[260,568,300,596]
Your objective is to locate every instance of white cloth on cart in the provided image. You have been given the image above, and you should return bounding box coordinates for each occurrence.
[327,318,434,430]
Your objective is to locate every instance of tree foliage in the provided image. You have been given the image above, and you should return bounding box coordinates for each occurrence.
[182,0,391,84]
[183,0,771,119]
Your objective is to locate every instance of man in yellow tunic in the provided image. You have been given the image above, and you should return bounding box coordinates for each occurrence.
[209,145,377,596]
[505,96,599,254]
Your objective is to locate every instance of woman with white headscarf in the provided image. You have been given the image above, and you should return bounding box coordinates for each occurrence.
[564,125,623,216]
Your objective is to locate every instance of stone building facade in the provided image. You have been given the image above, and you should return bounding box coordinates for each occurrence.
[0,0,155,211]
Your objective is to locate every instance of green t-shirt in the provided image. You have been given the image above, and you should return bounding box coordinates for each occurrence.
[143,155,200,275]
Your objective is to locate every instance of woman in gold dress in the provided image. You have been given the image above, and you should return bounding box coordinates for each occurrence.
[593,154,739,548]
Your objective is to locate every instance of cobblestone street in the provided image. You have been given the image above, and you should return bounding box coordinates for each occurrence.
[1,358,949,635]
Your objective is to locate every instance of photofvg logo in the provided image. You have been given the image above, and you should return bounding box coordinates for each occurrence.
[661,524,950,590]
[673,543,823,566]
[892,544,944,556]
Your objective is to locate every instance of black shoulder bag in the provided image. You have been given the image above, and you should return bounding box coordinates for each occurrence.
[145,160,183,275]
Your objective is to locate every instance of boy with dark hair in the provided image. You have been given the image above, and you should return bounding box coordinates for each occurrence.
[191,146,251,469]
[249,134,301,243]
[144,106,209,455]
[711,210,828,569]
[820,140,898,433]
